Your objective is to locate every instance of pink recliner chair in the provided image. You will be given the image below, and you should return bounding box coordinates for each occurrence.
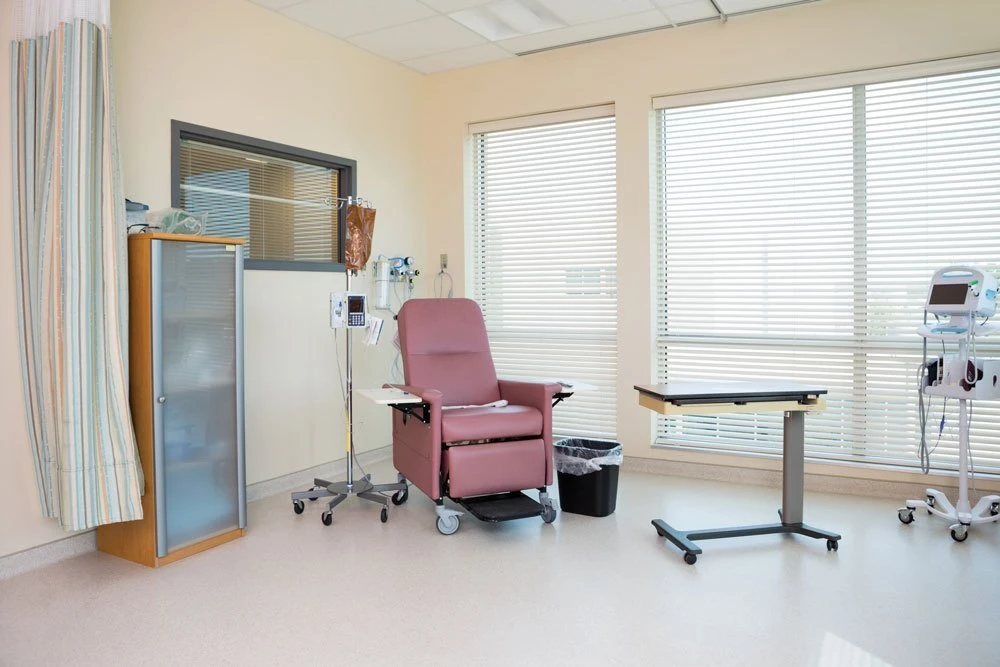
[388,298,560,535]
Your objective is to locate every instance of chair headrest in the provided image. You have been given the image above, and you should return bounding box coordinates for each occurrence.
[397,298,491,355]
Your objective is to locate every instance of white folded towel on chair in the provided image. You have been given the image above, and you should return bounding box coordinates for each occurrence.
[441,400,509,410]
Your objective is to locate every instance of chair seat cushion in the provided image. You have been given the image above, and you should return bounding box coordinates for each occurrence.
[441,405,543,443]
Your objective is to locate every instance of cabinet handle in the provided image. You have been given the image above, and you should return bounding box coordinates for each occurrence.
[157,396,166,404]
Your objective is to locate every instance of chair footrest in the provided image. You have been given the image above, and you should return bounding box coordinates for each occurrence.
[457,492,543,523]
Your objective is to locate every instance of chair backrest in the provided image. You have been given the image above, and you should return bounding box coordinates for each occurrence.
[397,298,502,406]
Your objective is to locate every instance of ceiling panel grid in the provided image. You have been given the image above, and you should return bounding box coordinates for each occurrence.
[250,0,824,74]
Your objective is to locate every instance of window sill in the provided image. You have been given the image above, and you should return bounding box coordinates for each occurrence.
[631,446,1000,498]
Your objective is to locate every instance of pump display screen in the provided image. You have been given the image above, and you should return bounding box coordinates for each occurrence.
[348,296,365,313]
[929,283,970,306]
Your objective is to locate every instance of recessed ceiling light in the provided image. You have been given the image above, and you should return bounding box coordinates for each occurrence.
[450,0,565,41]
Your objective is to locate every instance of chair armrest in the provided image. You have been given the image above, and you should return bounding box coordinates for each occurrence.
[498,380,560,486]
[497,380,561,408]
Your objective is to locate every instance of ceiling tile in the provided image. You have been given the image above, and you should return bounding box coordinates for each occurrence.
[498,9,667,54]
[251,0,304,9]
[655,0,719,24]
[281,0,436,38]
[418,0,494,12]
[403,43,512,73]
[348,15,487,61]
[716,0,799,13]
[537,0,656,26]
[450,1,565,41]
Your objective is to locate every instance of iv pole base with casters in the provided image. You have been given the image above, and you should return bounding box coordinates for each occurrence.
[291,474,409,526]
[290,262,408,526]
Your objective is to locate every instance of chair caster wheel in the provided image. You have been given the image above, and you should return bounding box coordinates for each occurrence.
[436,515,460,535]
[321,512,333,526]
[827,539,839,552]
[380,507,388,523]
[683,552,697,565]
[542,504,557,524]
[950,526,968,542]
[898,509,914,524]
[309,486,320,501]
[392,487,408,506]
[292,500,304,515]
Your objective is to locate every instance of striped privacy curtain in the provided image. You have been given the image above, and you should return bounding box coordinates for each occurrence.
[10,0,142,530]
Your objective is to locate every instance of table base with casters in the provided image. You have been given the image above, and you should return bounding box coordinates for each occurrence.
[636,381,842,565]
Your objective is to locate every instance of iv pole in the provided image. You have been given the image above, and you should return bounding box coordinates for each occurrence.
[290,197,407,526]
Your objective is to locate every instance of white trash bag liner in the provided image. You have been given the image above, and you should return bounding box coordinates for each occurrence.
[554,438,623,476]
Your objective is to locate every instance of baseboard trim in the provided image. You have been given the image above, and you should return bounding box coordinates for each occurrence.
[0,446,395,580]
[622,455,964,501]
[4,448,950,579]
[246,445,393,502]
[0,530,97,581]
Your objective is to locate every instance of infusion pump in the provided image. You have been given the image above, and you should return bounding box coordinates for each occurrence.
[330,292,367,328]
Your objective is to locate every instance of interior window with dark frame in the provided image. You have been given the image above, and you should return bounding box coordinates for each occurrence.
[172,122,355,270]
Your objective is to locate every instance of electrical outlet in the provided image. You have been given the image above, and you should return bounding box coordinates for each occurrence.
[440,253,448,271]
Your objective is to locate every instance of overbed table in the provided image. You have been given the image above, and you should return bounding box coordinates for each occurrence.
[634,381,842,564]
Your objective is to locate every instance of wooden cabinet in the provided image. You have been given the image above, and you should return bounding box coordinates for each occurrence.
[97,233,246,567]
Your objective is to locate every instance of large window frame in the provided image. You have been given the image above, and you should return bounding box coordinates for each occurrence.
[171,121,356,272]
[652,53,1000,475]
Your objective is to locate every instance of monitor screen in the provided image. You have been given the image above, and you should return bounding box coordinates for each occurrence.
[348,295,365,313]
[929,283,969,306]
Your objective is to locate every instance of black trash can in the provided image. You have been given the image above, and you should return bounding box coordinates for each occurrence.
[554,438,622,517]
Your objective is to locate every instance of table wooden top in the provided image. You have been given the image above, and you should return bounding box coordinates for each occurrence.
[634,381,827,405]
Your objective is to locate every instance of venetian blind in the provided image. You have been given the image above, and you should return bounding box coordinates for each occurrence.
[178,138,340,264]
[653,66,1000,473]
[472,109,618,439]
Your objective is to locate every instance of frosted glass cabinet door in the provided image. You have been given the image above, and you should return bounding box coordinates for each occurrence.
[152,239,246,557]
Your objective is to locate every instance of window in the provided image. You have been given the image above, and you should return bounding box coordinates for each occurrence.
[471,108,618,439]
[654,64,1000,473]
[172,121,355,271]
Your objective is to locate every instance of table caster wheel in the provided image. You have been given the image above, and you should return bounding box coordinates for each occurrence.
[380,507,389,523]
[926,494,935,514]
[392,487,408,506]
[683,552,697,565]
[436,515,460,535]
[950,526,968,542]
[827,539,839,552]
[321,512,333,526]
[898,509,914,525]
[990,502,999,517]
[292,500,304,515]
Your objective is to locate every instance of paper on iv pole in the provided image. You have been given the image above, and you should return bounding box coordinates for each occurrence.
[363,315,383,346]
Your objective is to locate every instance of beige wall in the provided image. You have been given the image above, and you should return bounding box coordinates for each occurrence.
[419,0,1000,464]
[0,0,427,557]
